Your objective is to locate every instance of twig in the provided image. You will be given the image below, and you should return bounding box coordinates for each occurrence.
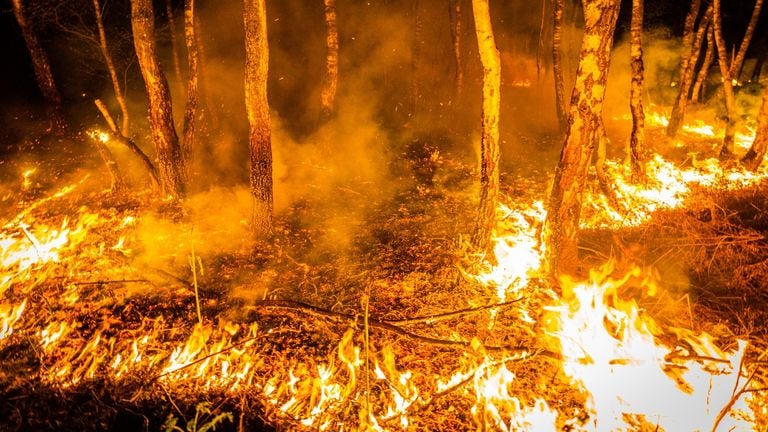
[384,297,525,325]
[70,279,149,286]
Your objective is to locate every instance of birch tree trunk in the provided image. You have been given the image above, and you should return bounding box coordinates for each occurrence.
[320,0,338,118]
[542,0,620,276]
[629,0,646,181]
[469,0,501,254]
[553,0,568,132]
[182,0,199,159]
[740,84,768,170]
[131,0,187,197]
[678,0,702,84]
[93,0,130,135]
[666,4,712,138]
[713,0,737,160]
[691,26,714,103]
[729,0,764,82]
[11,0,66,135]
[244,0,273,235]
[165,0,184,88]
[449,0,464,98]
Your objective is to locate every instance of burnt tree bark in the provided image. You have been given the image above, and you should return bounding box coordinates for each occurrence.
[182,0,199,160]
[713,0,737,160]
[131,0,187,197]
[741,84,768,170]
[666,4,712,138]
[244,0,273,235]
[469,0,501,254]
[629,0,646,180]
[729,0,764,82]
[11,0,66,134]
[691,26,715,103]
[93,0,130,135]
[542,0,620,275]
[449,0,464,98]
[320,0,338,118]
[553,0,568,132]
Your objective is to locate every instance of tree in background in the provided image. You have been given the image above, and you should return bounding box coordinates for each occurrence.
[182,0,200,160]
[11,0,66,135]
[320,0,339,119]
[712,0,737,160]
[244,0,274,235]
[552,0,568,132]
[92,0,130,135]
[729,0,764,83]
[165,0,184,90]
[449,0,464,99]
[542,0,621,275]
[131,0,188,197]
[469,0,501,254]
[741,83,768,170]
[629,0,646,181]
[691,26,714,103]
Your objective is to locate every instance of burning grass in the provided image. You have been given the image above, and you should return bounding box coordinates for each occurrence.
[1,126,768,431]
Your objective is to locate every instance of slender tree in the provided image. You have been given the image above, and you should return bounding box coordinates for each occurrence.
[92,0,130,135]
[542,0,621,275]
[320,0,339,118]
[244,0,273,235]
[713,0,737,160]
[182,0,199,159]
[449,0,464,98]
[678,0,702,84]
[469,0,501,254]
[691,26,715,103]
[666,4,712,138]
[11,0,66,134]
[729,0,764,82]
[131,0,187,197]
[165,0,184,88]
[629,0,646,180]
[410,0,423,122]
[553,0,568,132]
[741,83,768,170]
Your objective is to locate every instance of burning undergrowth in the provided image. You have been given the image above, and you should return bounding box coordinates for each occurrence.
[1,122,768,431]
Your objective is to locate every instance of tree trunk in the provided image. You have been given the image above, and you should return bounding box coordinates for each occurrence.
[182,0,199,160]
[195,18,219,132]
[713,0,738,160]
[729,0,764,82]
[629,0,646,181]
[320,0,339,119]
[92,0,130,135]
[410,0,422,123]
[469,0,501,254]
[131,0,187,197]
[553,0,568,132]
[244,0,273,235]
[678,0,702,83]
[740,84,768,170]
[666,4,712,138]
[542,0,620,276]
[165,0,184,88]
[11,0,66,135]
[691,26,715,103]
[536,0,548,85]
[449,0,464,98]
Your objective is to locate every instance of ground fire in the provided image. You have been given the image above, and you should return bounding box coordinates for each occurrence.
[1,0,768,431]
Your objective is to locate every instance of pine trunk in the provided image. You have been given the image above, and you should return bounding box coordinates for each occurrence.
[552,0,568,132]
[629,0,646,181]
[131,0,187,197]
[741,84,768,170]
[449,0,464,98]
[469,0,501,254]
[165,0,184,88]
[320,0,338,118]
[542,0,620,276]
[691,26,714,103]
[244,0,274,235]
[182,0,199,160]
[666,4,712,138]
[713,0,737,160]
[93,0,130,135]
[729,0,764,82]
[11,0,66,134]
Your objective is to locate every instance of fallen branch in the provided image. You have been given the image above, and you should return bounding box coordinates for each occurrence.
[384,297,525,325]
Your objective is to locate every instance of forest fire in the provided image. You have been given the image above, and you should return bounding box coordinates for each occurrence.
[3,0,768,430]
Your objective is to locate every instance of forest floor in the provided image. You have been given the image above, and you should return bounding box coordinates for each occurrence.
[0,118,767,431]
